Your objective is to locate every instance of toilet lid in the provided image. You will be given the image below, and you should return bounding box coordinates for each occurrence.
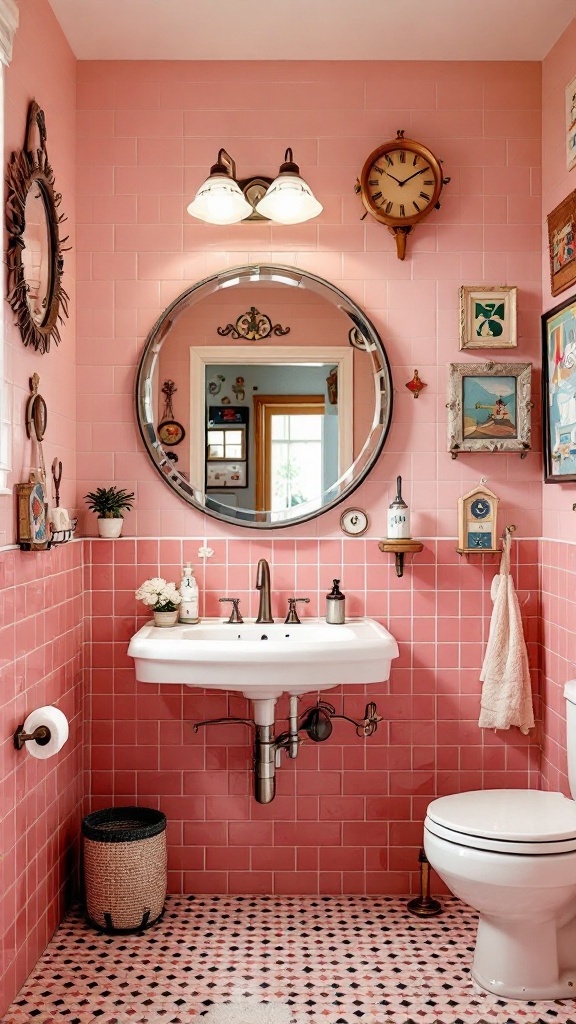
[427,789,576,843]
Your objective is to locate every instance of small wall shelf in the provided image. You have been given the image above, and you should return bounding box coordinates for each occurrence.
[378,539,424,578]
[456,547,500,557]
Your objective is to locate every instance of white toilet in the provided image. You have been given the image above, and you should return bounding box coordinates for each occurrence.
[424,680,576,1001]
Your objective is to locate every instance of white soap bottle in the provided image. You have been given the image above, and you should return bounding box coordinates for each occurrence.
[179,564,199,623]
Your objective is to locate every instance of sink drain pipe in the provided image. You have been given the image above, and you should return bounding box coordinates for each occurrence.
[253,698,281,805]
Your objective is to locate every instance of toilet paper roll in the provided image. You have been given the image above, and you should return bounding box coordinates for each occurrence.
[49,507,71,531]
[23,705,69,759]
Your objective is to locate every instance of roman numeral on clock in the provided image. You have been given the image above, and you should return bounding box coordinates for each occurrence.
[419,192,430,201]
[399,204,405,216]
[371,191,383,201]
[399,150,406,163]
[368,179,378,186]
[385,201,393,214]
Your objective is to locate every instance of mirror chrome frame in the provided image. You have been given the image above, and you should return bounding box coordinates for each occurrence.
[136,264,393,530]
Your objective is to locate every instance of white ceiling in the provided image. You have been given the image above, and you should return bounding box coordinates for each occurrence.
[48,0,576,62]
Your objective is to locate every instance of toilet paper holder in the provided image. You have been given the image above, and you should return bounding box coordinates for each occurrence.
[14,723,51,750]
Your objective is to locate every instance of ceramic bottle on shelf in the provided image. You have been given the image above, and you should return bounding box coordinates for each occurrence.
[387,476,411,539]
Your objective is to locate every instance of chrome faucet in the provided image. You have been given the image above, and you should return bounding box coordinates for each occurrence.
[255,558,273,623]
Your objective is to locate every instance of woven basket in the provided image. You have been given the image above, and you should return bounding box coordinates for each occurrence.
[82,806,167,933]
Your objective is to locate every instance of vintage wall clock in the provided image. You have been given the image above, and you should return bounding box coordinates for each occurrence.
[457,484,499,553]
[356,130,450,259]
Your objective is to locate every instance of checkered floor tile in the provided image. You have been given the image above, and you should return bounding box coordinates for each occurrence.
[3,895,576,1024]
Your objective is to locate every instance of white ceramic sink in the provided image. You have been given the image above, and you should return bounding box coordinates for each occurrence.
[128,617,399,700]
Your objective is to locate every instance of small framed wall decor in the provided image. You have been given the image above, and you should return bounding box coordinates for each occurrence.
[206,462,247,489]
[566,75,576,171]
[447,361,532,457]
[547,189,576,297]
[542,292,576,482]
[457,484,499,553]
[158,419,185,446]
[459,286,517,350]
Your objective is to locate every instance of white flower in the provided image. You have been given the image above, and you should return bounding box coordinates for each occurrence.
[197,545,214,560]
[135,577,182,611]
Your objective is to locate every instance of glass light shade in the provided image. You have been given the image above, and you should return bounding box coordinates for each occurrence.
[187,174,253,225]
[255,174,323,225]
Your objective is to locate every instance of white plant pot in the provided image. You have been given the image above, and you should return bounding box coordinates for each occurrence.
[153,609,179,627]
[97,518,123,539]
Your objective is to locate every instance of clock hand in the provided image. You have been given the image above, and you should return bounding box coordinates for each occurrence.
[385,172,404,185]
[396,167,428,187]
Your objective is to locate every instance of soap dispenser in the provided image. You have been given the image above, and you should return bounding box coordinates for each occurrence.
[326,579,346,624]
[178,564,199,624]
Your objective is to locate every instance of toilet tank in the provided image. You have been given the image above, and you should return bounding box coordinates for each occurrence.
[564,681,576,799]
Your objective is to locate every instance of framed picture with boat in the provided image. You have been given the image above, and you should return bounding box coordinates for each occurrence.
[447,361,532,457]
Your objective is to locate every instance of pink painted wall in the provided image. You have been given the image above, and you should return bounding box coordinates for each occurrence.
[0,1,81,1017]
[540,17,576,794]
[76,59,543,897]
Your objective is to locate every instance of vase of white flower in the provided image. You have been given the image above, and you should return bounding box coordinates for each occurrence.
[135,577,181,627]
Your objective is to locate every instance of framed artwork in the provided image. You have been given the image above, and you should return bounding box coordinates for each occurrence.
[542,293,576,482]
[547,190,576,297]
[459,286,517,350]
[447,361,532,457]
[208,405,248,426]
[566,75,576,171]
[158,419,185,446]
[206,461,247,489]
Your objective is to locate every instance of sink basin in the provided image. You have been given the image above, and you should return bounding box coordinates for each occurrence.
[128,617,399,700]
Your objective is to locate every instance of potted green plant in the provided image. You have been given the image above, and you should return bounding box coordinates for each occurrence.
[84,486,135,539]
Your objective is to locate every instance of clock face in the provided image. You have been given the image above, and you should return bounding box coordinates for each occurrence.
[340,507,369,537]
[470,498,491,520]
[360,138,443,227]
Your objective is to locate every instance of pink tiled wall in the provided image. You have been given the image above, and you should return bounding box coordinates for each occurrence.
[87,535,540,896]
[539,17,576,796]
[0,543,85,1017]
[75,59,544,541]
[0,1,80,1017]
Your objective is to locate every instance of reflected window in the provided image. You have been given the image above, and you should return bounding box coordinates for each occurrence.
[255,395,324,512]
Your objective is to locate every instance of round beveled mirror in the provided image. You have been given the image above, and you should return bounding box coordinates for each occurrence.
[136,264,393,529]
[6,101,69,353]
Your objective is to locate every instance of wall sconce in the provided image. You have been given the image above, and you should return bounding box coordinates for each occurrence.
[187,148,323,226]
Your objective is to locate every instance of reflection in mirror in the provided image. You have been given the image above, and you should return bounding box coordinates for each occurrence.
[22,183,51,325]
[136,265,393,529]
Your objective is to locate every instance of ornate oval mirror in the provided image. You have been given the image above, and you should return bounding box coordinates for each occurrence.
[6,100,69,353]
[136,264,393,529]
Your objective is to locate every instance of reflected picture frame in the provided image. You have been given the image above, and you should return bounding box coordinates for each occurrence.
[447,361,532,457]
[459,285,517,350]
[542,293,576,483]
[547,189,576,297]
[206,461,247,489]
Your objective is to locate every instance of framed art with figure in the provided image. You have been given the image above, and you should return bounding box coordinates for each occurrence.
[459,285,517,350]
[542,293,576,483]
[547,190,576,297]
[447,361,532,457]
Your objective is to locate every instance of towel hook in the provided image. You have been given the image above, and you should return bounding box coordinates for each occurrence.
[502,524,516,538]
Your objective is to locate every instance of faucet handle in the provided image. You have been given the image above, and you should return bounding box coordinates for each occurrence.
[219,597,243,623]
[284,597,310,624]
